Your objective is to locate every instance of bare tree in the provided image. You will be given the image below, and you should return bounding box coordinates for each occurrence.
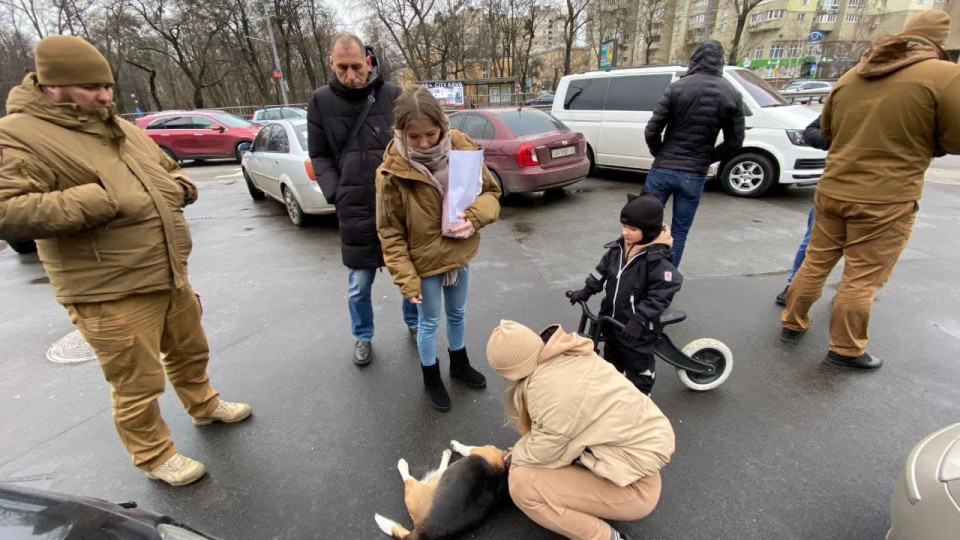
[728,0,765,64]
[635,0,671,65]
[362,0,437,81]
[560,0,589,75]
[130,0,227,108]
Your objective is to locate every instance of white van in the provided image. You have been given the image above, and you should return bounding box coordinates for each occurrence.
[551,66,826,197]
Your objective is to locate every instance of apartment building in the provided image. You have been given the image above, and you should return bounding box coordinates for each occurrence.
[532,8,567,52]
[631,0,958,79]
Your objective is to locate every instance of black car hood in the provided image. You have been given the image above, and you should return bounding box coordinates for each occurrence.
[0,483,218,539]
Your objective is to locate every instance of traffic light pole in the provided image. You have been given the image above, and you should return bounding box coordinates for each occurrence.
[261,0,289,106]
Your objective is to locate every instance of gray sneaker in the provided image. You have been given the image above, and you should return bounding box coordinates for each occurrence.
[354,341,372,366]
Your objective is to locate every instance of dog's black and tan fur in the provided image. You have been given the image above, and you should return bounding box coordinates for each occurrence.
[374,440,510,540]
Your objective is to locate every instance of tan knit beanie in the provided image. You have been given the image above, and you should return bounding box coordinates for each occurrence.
[900,10,951,46]
[486,320,544,381]
[35,35,114,86]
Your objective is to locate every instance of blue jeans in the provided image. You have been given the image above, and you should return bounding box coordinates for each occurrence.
[788,207,815,283]
[417,265,470,367]
[642,167,706,267]
[347,268,420,341]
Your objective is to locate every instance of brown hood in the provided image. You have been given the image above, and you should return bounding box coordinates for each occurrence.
[6,73,123,140]
[537,324,595,364]
[857,35,946,79]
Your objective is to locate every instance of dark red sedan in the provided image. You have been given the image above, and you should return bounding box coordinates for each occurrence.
[135,110,261,163]
[448,108,589,195]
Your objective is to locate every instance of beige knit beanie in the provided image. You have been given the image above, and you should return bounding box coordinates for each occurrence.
[35,35,114,86]
[900,10,951,46]
[486,320,544,381]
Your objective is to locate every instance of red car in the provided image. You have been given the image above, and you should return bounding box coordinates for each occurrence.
[448,108,589,195]
[135,110,261,162]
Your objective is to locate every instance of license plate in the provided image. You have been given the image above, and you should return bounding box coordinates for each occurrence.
[551,146,576,159]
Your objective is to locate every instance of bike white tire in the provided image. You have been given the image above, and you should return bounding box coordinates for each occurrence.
[676,338,733,391]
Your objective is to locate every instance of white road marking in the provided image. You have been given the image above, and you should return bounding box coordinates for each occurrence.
[215,170,244,179]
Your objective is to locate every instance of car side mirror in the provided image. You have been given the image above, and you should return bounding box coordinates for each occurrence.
[212,125,225,132]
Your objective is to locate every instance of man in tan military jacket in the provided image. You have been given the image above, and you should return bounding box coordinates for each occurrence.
[0,35,251,486]
[781,11,960,370]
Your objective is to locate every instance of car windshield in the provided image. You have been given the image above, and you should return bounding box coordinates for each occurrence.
[498,109,569,136]
[727,69,789,107]
[210,113,254,127]
[295,124,308,149]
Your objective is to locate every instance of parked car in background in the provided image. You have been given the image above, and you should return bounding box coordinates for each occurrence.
[0,482,220,539]
[552,66,826,197]
[779,79,834,103]
[523,93,555,106]
[135,110,261,163]
[241,118,334,226]
[448,108,589,197]
[251,106,308,125]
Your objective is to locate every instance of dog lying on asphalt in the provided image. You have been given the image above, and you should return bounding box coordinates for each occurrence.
[374,440,510,540]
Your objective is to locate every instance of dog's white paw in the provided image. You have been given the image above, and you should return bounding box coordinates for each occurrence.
[374,513,396,536]
[450,440,472,456]
[397,458,412,480]
[442,449,452,459]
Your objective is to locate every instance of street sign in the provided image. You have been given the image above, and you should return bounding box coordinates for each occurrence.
[272,70,281,79]
[808,31,824,43]
[742,59,752,67]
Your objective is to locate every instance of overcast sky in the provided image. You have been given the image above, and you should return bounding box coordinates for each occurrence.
[329,0,366,34]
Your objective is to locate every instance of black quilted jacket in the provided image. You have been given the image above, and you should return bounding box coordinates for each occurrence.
[307,47,402,268]
[644,40,745,175]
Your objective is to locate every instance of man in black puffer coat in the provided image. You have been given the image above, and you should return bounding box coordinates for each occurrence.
[644,40,745,267]
[308,33,418,366]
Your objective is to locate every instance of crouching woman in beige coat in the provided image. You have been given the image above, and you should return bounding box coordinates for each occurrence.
[486,320,676,540]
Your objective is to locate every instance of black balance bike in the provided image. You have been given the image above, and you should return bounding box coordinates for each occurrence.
[566,291,733,391]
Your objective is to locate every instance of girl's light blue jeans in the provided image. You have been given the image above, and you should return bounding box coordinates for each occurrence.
[417,265,470,367]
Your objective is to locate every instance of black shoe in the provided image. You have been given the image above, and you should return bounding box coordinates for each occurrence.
[421,362,451,412]
[780,327,805,342]
[353,341,371,366]
[407,325,418,335]
[825,351,882,370]
[776,285,789,306]
[449,348,486,388]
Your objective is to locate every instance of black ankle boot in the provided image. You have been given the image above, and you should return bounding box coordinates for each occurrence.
[421,362,451,412]
[449,348,486,389]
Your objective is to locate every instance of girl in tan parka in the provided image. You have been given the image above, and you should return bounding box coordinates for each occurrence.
[375,86,501,412]
[487,320,675,540]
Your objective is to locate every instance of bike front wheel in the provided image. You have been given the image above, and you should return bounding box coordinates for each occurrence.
[676,338,733,391]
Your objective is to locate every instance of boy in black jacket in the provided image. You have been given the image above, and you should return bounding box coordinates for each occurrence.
[568,194,683,394]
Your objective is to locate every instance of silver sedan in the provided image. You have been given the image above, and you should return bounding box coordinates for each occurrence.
[241,118,334,226]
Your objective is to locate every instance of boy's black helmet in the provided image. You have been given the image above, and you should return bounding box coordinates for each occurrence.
[620,193,663,244]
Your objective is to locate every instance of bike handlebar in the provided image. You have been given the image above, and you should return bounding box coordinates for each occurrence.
[565,290,625,331]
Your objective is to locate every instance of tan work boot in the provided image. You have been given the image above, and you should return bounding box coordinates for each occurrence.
[192,400,252,426]
[146,453,206,486]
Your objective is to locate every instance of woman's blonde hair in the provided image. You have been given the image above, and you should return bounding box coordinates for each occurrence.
[393,85,448,133]
[503,378,532,435]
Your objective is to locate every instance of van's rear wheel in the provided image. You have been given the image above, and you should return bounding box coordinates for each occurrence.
[586,145,596,176]
[720,153,776,198]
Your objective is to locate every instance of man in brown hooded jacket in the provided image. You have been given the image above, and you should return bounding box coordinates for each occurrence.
[780,11,960,370]
[0,36,251,486]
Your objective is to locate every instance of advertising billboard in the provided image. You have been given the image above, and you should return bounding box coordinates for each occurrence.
[423,81,465,106]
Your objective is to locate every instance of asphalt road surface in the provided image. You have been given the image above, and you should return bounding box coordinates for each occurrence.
[2,159,960,539]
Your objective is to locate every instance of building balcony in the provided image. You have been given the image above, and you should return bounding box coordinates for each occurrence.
[747,19,782,32]
[814,20,836,32]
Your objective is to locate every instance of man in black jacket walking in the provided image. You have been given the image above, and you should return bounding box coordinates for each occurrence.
[644,40,745,267]
[307,33,418,366]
